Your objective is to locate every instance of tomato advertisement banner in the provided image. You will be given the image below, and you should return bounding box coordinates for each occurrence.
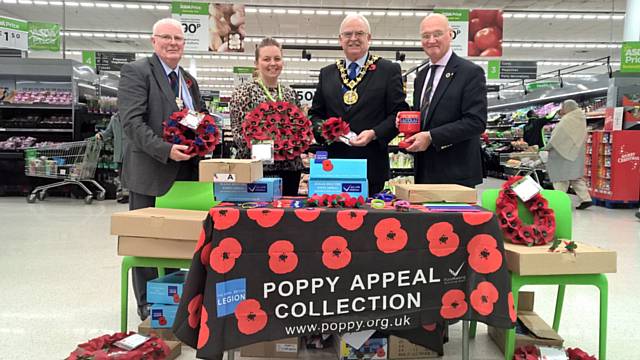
[468,9,503,57]
[173,206,515,358]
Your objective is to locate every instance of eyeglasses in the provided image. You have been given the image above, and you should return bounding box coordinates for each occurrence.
[153,34,185,44]
[340,31,368,39]
[421,31,445,40]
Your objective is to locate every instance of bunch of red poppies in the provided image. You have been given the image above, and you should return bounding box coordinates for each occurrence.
[306,192,365,208]
[320,117,351,144]
[162,108,221,157]
[242,101,313,161]
[496,176,556,246]
[67,332,170,360]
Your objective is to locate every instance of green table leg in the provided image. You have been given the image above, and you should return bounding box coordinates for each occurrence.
[552,284,566,331]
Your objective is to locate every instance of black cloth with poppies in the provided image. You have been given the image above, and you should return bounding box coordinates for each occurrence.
[173,206,515,359]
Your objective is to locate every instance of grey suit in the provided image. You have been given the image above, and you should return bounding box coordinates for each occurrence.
[117,53,206,314]
[118,53,206,197]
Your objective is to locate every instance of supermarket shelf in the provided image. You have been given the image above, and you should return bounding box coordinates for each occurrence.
[0,103,73,110]
[486,125,513,129]
[0,128,72,133]
[0,151,23,160]
[488,138,516,142]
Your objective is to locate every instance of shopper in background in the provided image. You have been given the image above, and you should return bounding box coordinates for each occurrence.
[523,109,548,148]
[402,14,487,187]
[229,37,303,196]
[95,113,128,203]
[309,14,408,195]
[118,18,207,319]
[542,99,592,209]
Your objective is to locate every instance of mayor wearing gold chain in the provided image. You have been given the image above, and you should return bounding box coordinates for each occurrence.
[309,14,409,195]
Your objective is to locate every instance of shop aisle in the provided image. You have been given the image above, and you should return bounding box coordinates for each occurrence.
[0,177,638,359]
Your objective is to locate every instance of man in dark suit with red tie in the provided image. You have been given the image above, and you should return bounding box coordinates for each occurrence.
[402,14,487,187]
[118,18,206,319]
[309,14,409,195]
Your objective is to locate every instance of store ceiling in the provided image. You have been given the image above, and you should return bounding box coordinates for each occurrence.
[0,0,629,94]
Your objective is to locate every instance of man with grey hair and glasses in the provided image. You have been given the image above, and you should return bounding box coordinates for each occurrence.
[118,17,207,319]
[309,14,408,195]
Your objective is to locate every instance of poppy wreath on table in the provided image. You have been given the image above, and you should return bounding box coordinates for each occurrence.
[495,176,556,246]
[319,116,351,144]
[162,108,221,157]
[242,101,314,161]
[66,332,170,360]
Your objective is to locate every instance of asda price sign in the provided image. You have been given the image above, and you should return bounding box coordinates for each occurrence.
[172,1,209,51]
[0,16,28,51]
[621,42,640,73]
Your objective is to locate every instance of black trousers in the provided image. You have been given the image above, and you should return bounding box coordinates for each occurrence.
[129,160,197,312]
[264,170,302,197]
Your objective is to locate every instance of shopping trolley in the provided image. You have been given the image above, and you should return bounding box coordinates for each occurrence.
[500,151,546,184]
[24,138,106,204]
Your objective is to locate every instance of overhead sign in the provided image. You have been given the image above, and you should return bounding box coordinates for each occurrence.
[0,16,28,51]
[28,21,60,51]
[434,9,468,57]
[82,50,96,69]
[233,66,254,86]
[171,2,246,52]
[621,42,640,73]
[95,51,136,73]
[487,60,537,80]
[172,1,209,51]
[82,51,135,73]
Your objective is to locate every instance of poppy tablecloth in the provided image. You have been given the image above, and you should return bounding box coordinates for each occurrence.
[173,206,516,359]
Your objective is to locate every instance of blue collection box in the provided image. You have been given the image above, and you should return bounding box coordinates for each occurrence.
[308,179,368,198]
[147,270,187,305]
[214,177,282,202]
[150,304,178,328]
[309,159,368,198]
[310,158,367,179]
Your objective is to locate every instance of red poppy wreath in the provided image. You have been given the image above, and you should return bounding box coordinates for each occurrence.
[495,176,556,246]
[163,108,221,157]
[242,101,313,161]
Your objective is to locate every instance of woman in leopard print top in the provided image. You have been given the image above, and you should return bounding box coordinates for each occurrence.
[230,37,305,196]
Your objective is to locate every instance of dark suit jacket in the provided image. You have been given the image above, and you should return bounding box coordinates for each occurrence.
[118,54,206,196]
[412,52,487,187]
[309,56,409,185]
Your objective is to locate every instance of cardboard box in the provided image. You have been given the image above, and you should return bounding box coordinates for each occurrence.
[138,318,179,341]
[111,207,207,240]
[117,236,196,259]
[504,241,617,275]
[310,159,367,179]
[147,271,187,305]
[395,184,477,203]
[199,159,263,183]
[164,340,182,360]
[308,179,369,198]
[387,336,438,359]
[337,334,388,360]
[489,292,564,353]
[150,304,178,328]
[214,177,282,202]
[240,338,299,358]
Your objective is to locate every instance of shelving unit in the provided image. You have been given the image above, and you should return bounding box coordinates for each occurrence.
[585,130,640,207]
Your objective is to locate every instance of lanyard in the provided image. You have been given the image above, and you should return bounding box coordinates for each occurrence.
[257,78,283,102]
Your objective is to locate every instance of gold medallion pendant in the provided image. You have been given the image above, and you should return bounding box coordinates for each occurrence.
[343,90,359,105]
